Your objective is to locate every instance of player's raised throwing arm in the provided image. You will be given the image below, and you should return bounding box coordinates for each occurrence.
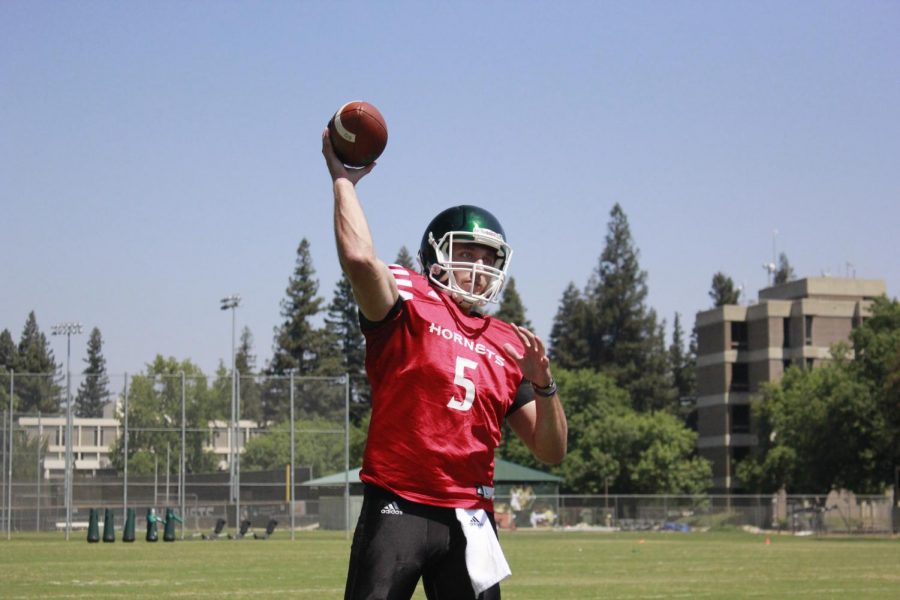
[322,128,399,322]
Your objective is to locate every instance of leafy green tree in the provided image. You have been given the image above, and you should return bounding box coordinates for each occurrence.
[493,277,533,330]
[74,327,110,418]
[738,297,900,494]
[586,204,675,412]
[847,296,900,489]
[16,312,60,413]
[241,416,367,478]
[774,252,795,284]
[394,246,417,270]
[10,429,48,479]
[108,356,219,475]
[548,283,591,369]
[736,359,879,493]
[709,272,741,306]
[498,368,710,494]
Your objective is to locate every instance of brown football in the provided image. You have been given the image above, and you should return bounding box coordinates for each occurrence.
[327,100,388,167]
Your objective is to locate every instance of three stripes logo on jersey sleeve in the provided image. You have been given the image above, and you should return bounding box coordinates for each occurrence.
[389,265,439,302]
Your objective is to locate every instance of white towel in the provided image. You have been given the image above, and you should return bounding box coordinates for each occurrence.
[455,508,512,596]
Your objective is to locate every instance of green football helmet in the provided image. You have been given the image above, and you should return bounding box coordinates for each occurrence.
[418,205,513,307]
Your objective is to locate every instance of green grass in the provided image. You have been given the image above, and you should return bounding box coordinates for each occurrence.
[1,530,898,598]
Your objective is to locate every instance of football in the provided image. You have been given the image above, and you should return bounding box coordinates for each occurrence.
[327,100,388,167]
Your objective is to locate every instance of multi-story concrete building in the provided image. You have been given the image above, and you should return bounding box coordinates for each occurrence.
[694,277,886,492]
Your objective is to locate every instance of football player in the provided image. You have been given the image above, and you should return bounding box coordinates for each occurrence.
[322,128,567,600]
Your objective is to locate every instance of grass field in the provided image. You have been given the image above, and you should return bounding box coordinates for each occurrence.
[1,529,898,599]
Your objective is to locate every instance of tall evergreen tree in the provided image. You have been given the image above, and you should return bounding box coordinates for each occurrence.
[669,313,696,406]
[235,326,263,423]
[587,203,674,412]
[709,272,741,306]
[325,272,370,421]
[264,239,335,422]
[774,252,795,284]
[16,312,60,413]
[0,328,16,418]
[548,283,591,369]
[493,277,533,330]
[0,328,18,371]
[268,239,329,375]
[74,327,110,418]
[394,246,416,270]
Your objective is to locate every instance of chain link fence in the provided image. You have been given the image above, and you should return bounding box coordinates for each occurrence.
[1,371,897,539]
[1,371,351,540]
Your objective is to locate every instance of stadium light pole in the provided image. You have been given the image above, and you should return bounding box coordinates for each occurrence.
[51,322,82,541]
[220,294,241,518]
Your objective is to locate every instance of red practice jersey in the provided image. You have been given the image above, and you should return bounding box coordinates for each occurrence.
[360,265,525,511]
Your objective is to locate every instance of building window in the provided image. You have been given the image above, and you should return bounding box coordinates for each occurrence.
[805,315,813,346]
[783,318,791,348]
[731,405,751,433]
[730,363,749,392]
[730,321,748,350]
[806,358,815,370]
[732,446,750,465]
[782,359,792,373]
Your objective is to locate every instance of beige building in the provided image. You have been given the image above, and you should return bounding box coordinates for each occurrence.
[694,277,886,492]
[16,416,260,479]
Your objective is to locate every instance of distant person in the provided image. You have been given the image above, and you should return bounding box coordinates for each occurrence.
[323,129,568,599]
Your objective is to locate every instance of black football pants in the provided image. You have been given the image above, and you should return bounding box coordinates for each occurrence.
[344,484,501,600]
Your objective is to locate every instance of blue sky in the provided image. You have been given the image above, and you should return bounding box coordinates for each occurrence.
[2,1,898,379]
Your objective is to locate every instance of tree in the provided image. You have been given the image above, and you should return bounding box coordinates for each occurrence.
[774,252,795,284]
[848,296,900,490]
[394,246,417,270]
[669,313,696,408]
[240,416,364,478]
[587,204,674,412]
[16,312,60,413]
[738,298,900,493]
[548,283,591,370]
[497,368,711,494]
[736,359,879,493]
[264,239,335,422]
[0,328,18,371]
[709,272,741,306]
[325,273,370,422]
[493,277,533,330]
[74,327,110,418]
[108,356,219,475]
[0,329,17,413]
[235,327,263,423]
[269,239,330,375]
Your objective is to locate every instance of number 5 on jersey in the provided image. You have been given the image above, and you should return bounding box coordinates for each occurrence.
[447,356,478,412]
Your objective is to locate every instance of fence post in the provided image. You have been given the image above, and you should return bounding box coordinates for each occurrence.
[344,374,350,539]
[122,373,129,523]
[180,371,186,540]
[6,371,13,540]
[36,412,42,533]
[290,371,295,541]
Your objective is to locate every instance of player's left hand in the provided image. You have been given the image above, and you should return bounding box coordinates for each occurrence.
[322,127,374,186]
[503,325,553,388]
